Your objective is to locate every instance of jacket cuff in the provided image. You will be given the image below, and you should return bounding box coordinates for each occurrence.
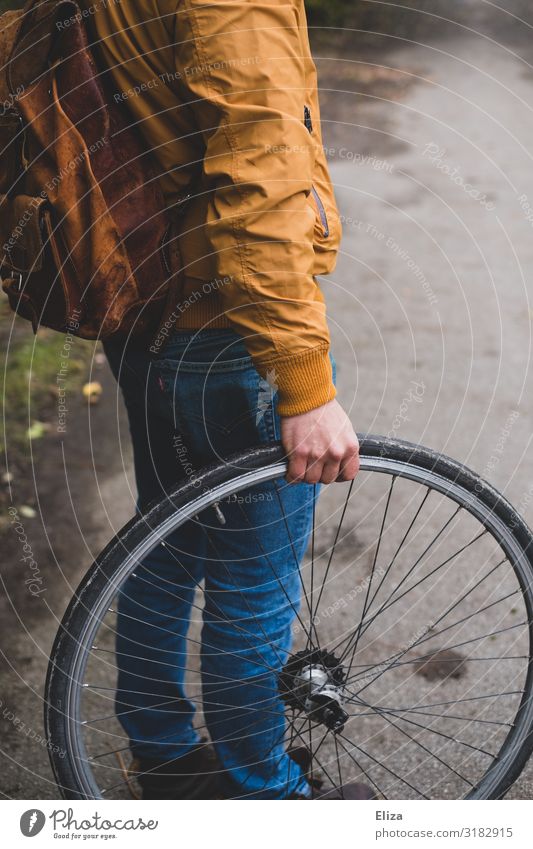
[264,345,336,417]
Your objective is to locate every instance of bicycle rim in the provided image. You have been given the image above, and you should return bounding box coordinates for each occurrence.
[45,438,533,800]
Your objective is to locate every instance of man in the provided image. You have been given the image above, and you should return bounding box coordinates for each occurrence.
[84,0,362,799]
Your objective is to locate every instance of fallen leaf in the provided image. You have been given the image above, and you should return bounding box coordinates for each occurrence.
[26,421,49,440]
[82,381,103,404]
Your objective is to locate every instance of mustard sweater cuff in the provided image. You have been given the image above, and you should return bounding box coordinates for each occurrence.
[264,345,337,417]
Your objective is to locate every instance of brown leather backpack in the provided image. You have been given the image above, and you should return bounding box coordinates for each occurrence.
[0,0,184,348]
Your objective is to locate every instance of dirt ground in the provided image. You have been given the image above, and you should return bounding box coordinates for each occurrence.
[1,0,533,799]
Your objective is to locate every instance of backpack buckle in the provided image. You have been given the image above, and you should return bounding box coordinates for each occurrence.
[0,265,23,292]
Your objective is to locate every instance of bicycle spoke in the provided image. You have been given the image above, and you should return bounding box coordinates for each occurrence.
[338,731,428,798]
[342,523,487,666]
[343,582,521,689]
[305,486,318,654]
[383,707,512,727]
[270,483,321,649]
[346,690,523,714]
[335,735,387,799]
[310,479,355,628]
[343,654,526,692]
[342,475,397,673]
[362,486,432,618]
[352,622,527,697]
[371,707,475,788]
[373,706,497,759]
[132,556,287,674]
[334,735,345,798]
[331,502,464,660]
[90,630,281,689]
[231,494,316,645]
[100,706,303,793]
[52,442,533,802]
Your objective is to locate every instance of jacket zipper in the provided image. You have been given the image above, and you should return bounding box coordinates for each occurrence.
[303,105,329,237]
[311,186,329,237]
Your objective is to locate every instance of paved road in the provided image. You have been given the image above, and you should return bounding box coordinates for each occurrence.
[2,2,533,798]
[317,11,533,797]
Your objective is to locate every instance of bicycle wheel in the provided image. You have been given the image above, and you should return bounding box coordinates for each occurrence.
[45,436,533,800]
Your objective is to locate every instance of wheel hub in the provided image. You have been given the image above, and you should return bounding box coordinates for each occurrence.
[279,649,348,733]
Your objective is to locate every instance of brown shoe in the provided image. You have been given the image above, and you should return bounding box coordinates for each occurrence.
[131,742,223,800]
[290,781,377,800]
[316,782,377,800]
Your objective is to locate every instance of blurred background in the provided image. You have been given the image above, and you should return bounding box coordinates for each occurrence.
[1,0,533,797]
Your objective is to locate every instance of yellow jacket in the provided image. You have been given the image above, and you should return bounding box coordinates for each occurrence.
[82,0,342,415]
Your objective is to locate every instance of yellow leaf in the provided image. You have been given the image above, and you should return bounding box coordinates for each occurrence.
[82,382,103,403]
[27,421,49,440]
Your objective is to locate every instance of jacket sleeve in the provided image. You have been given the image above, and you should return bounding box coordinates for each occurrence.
[172,0,337,416]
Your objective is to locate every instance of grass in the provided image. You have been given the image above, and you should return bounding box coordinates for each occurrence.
[0,301,94,463]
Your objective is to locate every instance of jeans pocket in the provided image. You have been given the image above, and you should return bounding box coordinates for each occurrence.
[157,361,277,466]
[157,329,252,373]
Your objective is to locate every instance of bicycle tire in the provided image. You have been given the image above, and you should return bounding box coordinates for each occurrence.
[45,436,533,800]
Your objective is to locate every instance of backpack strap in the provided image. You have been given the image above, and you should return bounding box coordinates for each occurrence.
[7,0,75,96]
[0,10,25,109]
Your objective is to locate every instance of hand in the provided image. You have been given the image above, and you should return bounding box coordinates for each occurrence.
[280,399,360,485]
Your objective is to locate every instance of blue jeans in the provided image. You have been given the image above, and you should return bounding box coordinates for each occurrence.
[104,329,332,799]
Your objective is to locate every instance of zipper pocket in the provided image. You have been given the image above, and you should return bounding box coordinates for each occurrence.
[311,186,329,238]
